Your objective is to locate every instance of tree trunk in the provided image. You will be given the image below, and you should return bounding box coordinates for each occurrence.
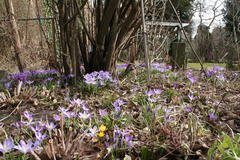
[4,0,25,72]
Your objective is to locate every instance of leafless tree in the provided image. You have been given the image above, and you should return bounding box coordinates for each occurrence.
[4,0,25,72]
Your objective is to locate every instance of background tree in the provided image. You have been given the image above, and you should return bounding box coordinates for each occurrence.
[211,26,228,62]
[194,24,213,62]
[223,0,240,68]
[165,0,194,22]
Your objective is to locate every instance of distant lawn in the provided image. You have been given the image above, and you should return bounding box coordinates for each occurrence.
[188,63,226,70]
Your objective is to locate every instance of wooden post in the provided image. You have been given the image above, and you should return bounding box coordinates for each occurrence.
[4,0,25,72]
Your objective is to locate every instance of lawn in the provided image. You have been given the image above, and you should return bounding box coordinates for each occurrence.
[188,63,226,69]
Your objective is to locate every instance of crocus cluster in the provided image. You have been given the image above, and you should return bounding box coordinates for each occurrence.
[1,110,57,155]
[116,64,128,70]
[112,99,125,113]
[84,71,115,86]
[0,138,40,154]
[206,66,225,81]
[145,89,163,102]
[186,70,198,83]
[58,98,91,120]
[112,127,133,148]
[5,70,59,89]
[151,63,172,72]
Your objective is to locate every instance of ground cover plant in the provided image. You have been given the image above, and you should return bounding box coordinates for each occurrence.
[0,63,239,160]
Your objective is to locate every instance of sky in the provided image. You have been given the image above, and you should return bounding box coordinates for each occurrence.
[192,0,225,35]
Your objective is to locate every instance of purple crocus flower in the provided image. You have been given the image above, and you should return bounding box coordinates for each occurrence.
[79,111,91,119]
[206,70,216,76]
[4,82,12,89]
[216,73,225,81]
[188,94,195,101]
[186,73,198,83]
[153,89,163,94]
[58,107,71,117]
[87,126,98,137]
[114,133,119,142]
[81,104,89,111]
[53,114,61,121]
[67,74,74,78]
[56,80,61,85]
[104,142,110,147]
[173,83,179,89]
[213,66,224,71]
[164,114,172,121]
[43,77,54,83]
[99,109,108,117]
[84,74,96,85]
[38,120,47,127]
[35,132,47,141]
[30,125,44,133]
[25,80,34,85]
[113,99,125,112]
[184,107,192,112]
[11,73,28,81]
[80,66,85,72]
[23,111,33,121]
[70,98,84,106]
[64,97,70,102]
[208,113,218,120]
[123,136,133,147]
[130,86,139,92]
[46,122,56,130]
[116,64,128,70]
[0,138,14,153]
[145,90,155,97]
[120,129,129,136]
[14,140,36,154]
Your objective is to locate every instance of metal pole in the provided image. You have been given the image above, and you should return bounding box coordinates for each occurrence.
[141,0,151,86]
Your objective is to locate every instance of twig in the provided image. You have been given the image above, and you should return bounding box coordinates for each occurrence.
[226,123,235,139]
[0,100,22,122]
[49,139,57,160]
[60,114,66,151]
[30,151,42,160]
[159,145,182,159]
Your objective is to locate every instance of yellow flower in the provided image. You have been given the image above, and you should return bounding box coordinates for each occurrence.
[99,124,107,132]
[98,131,105,137]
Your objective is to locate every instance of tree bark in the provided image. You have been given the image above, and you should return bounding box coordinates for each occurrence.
[4,0,25,72]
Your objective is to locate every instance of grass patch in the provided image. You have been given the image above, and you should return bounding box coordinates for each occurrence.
[188,63,226,69]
